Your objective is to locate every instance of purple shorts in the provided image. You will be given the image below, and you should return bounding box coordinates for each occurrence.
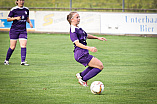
[74,49,93,67]
[9,29,27,40]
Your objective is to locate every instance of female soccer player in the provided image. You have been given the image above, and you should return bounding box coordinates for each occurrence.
[4,0,33,66]
[67,12,107,87]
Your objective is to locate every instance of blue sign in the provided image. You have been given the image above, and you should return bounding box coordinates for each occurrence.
[0,19,35,28]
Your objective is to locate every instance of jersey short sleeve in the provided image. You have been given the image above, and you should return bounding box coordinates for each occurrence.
[70,32,79,43]
[70,26,79,43]
[8,10,14,18]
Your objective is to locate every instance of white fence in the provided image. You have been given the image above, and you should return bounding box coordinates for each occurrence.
[0,11,157,35]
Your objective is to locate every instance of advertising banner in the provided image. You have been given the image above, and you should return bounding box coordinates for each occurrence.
[35,11,100,33]
[35,11,69,32]
[101,13,157,34]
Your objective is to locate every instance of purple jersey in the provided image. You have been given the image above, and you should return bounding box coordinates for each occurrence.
[8,6,29,31]
[70,25,93,66]
[70,25,88,51]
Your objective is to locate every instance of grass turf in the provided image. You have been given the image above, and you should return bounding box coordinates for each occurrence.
[0,32,157,104]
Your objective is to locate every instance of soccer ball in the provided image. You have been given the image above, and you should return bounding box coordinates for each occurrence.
[90,81,104,94]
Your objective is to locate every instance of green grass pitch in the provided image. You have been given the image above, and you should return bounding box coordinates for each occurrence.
[0,32,157,104]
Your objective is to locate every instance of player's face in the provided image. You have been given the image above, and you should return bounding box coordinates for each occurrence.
[71,13,80,26]
[17,0,25,7]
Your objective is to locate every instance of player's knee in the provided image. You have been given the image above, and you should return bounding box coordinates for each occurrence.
[20,44,26,48]
[99,64,104,70]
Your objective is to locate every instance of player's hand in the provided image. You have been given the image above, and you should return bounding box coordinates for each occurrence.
[98,37,107,41]
[88,47,97,53]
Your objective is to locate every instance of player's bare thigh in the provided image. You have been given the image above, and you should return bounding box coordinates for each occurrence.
[10,40,17,50]
[19,39,27,48]
[88,57,104,70]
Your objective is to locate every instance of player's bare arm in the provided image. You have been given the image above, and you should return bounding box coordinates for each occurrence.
[87,34,107,41]
[74,40,97,52]
[27,17,33,28]
[7,16,21,22]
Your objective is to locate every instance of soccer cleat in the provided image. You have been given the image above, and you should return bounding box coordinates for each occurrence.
[76,73,88,87]
[21,61,29,66]
[83,81,88,87]
[78,79,88,87]
[4,60,9,65]
[76,73,82,79]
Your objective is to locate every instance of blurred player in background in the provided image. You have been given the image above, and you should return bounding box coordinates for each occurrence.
[67,12,107,87]
[4,0,33,66]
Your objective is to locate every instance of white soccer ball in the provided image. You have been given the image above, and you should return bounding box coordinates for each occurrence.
[90,81,104,94]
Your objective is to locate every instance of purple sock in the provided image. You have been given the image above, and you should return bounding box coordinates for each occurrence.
[6,48,14,61]
[82,68,102,81]
[21,48,26,62]
[80,67,93,77]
